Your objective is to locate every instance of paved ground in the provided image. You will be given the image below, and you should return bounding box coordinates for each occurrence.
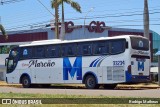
[0,86,160,98]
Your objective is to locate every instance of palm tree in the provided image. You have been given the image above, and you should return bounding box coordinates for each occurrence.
[51,0,81,40]
[0,24,8,40]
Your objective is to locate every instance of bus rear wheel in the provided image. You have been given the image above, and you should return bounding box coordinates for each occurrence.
[85,75,99,89]
[21,76,31,88]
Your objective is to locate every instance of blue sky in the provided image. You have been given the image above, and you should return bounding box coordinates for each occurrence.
[0,0,160,34]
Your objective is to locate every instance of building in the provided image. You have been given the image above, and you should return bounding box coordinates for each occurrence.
[0,21,160,80]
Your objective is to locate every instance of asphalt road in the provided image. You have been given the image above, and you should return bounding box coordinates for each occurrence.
[0,86,160,98]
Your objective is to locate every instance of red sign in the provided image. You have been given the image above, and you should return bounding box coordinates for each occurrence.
[57,21,106,33]
[65,21,74,33]
[88,21,105,33]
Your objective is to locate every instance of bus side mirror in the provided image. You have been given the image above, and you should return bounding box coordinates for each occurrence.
[126,42,128,49]
[5,58,8,66]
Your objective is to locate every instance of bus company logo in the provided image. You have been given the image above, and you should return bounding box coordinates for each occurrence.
[63,57,82,80]
[22,63,29,67]
[28,60,55,68]
[138,61,144,71]
[138,40,143,48]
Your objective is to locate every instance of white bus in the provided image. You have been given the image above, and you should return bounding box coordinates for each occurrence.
[5,35,150,89]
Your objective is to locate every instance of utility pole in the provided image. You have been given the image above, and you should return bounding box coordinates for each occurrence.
[156,51,160,86]
[55,0,59,39]
[143,0,150,39]
[60,1,65,40]
[0,16,1,24]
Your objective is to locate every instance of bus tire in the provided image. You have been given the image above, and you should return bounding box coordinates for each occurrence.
[21,76,31,88]
[103,84,117,89]
[85,75,99,89]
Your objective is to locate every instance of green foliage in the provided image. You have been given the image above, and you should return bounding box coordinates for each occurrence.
[51,0,81,13]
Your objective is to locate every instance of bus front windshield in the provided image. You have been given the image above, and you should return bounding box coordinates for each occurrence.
[6,47,19,73]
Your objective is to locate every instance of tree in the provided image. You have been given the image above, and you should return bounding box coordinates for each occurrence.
[0,24,8,40]
[51,0,81,40]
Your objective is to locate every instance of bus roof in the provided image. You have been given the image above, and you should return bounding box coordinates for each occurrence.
[19,35,147,47]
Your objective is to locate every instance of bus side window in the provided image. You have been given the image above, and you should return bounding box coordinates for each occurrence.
[34,46,45,58]
[110,39,125,55]
[21,47,32,59]
[46,45,60,58]
[67,44,76,57]
[93,41,109,55]
[82,43,92,55]
[61,45,66,57]
[61,44,76,57]
[77,43,82,56]
[77,42,92,56]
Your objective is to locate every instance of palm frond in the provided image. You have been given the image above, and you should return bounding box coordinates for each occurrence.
[64,0,82,13]
[0,24,8,40]
[51,0,62,8]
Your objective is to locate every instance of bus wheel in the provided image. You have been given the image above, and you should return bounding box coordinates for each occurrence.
[85,75,99,89]
[103,84,117,89]
[21,76,31,88]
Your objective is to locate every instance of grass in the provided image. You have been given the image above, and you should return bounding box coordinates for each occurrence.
[0,92,159,107]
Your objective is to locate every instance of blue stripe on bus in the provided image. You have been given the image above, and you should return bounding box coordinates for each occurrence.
[89,56,102,67]
[96,56,107,67]
[93,56,105,67]
[125,71,132,82]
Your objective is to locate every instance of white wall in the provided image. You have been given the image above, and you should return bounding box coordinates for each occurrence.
[0,54,8,81]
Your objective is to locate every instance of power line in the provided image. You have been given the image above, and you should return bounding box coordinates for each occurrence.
[65,6,160,14]
[65,11,160,20]
[6,17,160,31]
[0,0,24,5]
[112,24,160,27]
[3,8,160,27]
[36,0,55,17]
[106,18,160,24]
[6,20,50,30]
[4,11,160,31]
